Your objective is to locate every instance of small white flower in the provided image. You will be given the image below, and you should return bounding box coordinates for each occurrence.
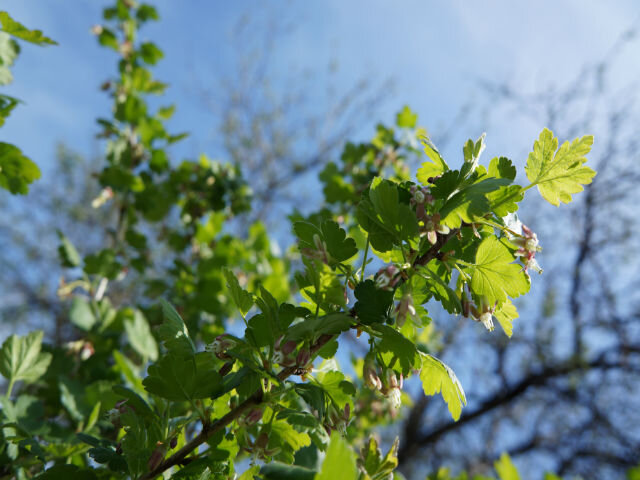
[479,312,494,331]
[503,212,521,235]
[388,388,402,410]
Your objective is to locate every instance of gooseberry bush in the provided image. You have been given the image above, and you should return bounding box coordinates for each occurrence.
[0,2,596,479]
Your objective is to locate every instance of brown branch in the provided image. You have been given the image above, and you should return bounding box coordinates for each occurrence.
[398,348,636,464]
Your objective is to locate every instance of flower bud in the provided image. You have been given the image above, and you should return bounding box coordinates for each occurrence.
[525,237,538,251]
[147,445,165,471]
[386,370,399,390]
[106,408,120,426]
[375,265,399,290]
[395,294,417,327]
[245,408,263,425]
[205,334,236,359]
[255,432,269,450]
[80,342,95,361]
[363,354,382,391]
[281,340,297,355]
[296,347,311,367]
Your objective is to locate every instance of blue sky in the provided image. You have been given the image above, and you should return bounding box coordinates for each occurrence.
[2,1,639,178]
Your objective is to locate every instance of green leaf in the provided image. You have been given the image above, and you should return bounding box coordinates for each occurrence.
[97,28,118,51]
[296,259,348,313]
[59,378,86,423]
[525,128,595,206]
[34,465,97,480]
[223,268,254,316]
[0,33,18,85]
[251,286,281,347]
[544,474,563,480]
[319,162,354,204]
[156,104,175,120]
[270,419,311,452]
[368,177,418,241]
[355,202,395,252]
[419,353,466,421]
[277,409,320,430]
[169,458,226,479]
[321,220,358,263]
[494,298,518,337]
[83,248,122,279]
[156,299,195,357]
[139,41,163,64]
[488,157,517,180]
[112,386,155,421]
[484,157,523,215]
[396,105,417,128]
[417,137,449,182]
[494,453,520,480]
[315,371,355,411]
[487,185,524,217]
[469,237,530,305]
[418,260,462,314]
[430,169,463,200]
[294,220,357,264]
[69,297,97,331]
[294,221,322,248]
[77,433,128,472]
[113,351,146,393]
[354,280,394,325]
[0,330,51,387]
[0,12,57,45]
[0,142,41,194]
[295,384,327,419]
[463,132,486,164]
[84,400,101,431]
[315,431,358,480]
[143,353,222,401]
[373,324,419,374]
[439,177,511,228]
[56,230,81,267]
[246,312,274,348]
[359,437,399,480]
[136,4,160,22]
[261,463,317,480]
[284,313,352,342]
[0,93,19,126]
[124,309,158,361]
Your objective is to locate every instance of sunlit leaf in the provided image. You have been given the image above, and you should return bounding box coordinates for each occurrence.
[469,237,530,305]
[525,128,595,206]
[315,432,358,480]
[0,330,51,387]
[419,353,466,421]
